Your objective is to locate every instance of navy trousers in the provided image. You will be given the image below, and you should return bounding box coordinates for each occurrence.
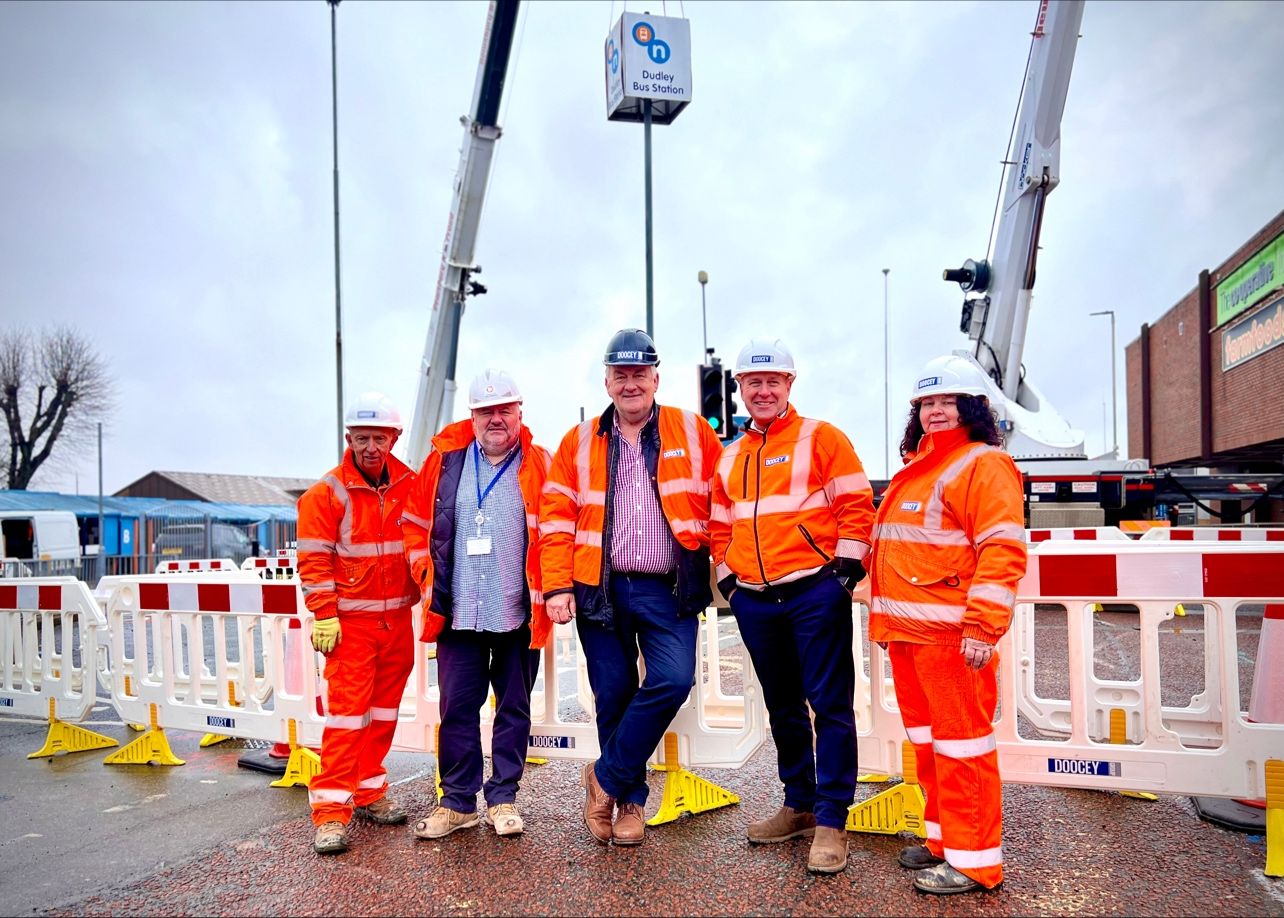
[435,622,540,813]
[576,573,698,806]
[731,573,857,829]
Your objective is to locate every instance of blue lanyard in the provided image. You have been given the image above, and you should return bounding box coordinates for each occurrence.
[474,442,519,510]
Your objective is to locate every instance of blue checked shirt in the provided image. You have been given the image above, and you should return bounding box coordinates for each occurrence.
[450,443,528,632]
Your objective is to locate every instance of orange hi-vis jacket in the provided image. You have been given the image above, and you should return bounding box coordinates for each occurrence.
[868,427,1027,645]
[297,450,419,622]
[710,404,874,587]
[539,404,722,618]
[400,420,553,650]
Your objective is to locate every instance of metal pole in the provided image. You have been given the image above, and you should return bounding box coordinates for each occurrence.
[329,0,345,462]
[1091,309,1118,456]
[643,98,654,339]
[882,268,890,478]
[698,270,708,358]
[96,422,104,583]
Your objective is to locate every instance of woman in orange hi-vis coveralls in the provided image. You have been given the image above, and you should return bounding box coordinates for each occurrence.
[297,392,419,856]
[869,355,1027,895]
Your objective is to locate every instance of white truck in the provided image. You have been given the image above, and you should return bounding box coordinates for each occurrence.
[0,509,82,576]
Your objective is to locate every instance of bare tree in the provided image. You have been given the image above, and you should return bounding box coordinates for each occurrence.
[1,326,114,490]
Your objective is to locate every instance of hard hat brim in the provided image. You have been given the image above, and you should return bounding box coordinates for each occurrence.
[468,396,523,410]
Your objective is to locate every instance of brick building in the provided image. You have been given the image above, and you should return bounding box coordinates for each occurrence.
[1126,209,1284,522]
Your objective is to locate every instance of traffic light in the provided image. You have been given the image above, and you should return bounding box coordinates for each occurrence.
[698,359,725,433]
[723,369,738,436]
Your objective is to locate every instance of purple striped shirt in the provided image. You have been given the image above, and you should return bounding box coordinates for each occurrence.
[610,416,675,574]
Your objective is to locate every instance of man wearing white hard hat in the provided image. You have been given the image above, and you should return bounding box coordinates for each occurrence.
[709,338,875,874]
[400,369,553,840]
[299,391,419,855]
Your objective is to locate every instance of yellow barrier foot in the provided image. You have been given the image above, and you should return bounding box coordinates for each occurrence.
[127,723,146,732]
[270,747,321,788]
[1265,759,1283,878]
[28,701,118,758]
[199,734,231,748]
[525,756,549,766]
[103,705,184,766]
[848,740,926,836]
[645,732,739,827]
[858,773,893,784]
[1120,790,1159,801]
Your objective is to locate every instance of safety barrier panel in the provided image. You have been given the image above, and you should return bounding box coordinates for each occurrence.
[102,575,324,780]
[1139,526,1284,542]
[0,578,119,757]
[241,556,298,580]
[156,558,239,574]
[850,539,1284,876]
[1026,527,1134,542]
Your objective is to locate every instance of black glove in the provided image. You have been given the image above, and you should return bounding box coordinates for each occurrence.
[834,558,866,592]
[717,574,738,601]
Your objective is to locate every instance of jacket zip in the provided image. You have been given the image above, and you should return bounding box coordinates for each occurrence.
[750,429,769,585]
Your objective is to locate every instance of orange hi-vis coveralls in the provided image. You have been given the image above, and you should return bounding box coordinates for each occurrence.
[298,449,419,827]
[868,426,1027,889]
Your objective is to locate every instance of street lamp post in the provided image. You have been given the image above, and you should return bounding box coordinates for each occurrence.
[1090,309,1118,457]
[883,268,890,478]
[698,270,709,361]
[329,0,345,463]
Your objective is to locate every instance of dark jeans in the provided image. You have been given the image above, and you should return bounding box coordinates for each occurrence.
[576,572,698,806]
[435,623,540,813]
[731,573,857,829]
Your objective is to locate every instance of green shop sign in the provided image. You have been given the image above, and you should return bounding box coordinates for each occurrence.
[1216,232,1284,326]
[1222,291,1284,372]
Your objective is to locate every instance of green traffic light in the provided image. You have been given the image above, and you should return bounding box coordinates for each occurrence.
[707,416,721,430]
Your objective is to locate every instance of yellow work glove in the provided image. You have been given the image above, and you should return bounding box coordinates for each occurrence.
[311,617,341,654]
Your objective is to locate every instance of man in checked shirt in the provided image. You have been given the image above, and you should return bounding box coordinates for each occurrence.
[540,328,723,846]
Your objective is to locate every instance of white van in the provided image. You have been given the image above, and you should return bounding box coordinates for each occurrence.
[0,510,82,569]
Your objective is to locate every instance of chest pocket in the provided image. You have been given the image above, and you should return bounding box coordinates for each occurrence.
[884,545,960,588]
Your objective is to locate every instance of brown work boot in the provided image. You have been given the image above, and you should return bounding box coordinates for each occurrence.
[313,820,349,855]
[355,796,408,825]
[806,827,849,874]
[746,805,817,844]
[612,802,646,846]
[581,762,615,845]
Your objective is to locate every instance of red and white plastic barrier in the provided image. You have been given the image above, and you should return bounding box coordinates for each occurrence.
[1026,527,1135,543]
[1140,527,1284,542]
[1249,604,1284,725]
[155,558,239,574]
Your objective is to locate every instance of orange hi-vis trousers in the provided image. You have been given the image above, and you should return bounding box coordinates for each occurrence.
[888,641,1004,889]
[309,611,415,827]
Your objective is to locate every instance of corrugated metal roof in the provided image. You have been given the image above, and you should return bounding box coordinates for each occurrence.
[0,490,297,522]
[122,471,315,506]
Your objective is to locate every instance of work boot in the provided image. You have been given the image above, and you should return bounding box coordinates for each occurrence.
[313,820,349,855]
[898,844,946,870]
[485,803,524,837]
[806,827,849,874]
[355,796,408,825]
[912,862,985,895]
[746,806,817,844]
[612,802,646,846]
[413,806,480,840]
[581,762,615,845]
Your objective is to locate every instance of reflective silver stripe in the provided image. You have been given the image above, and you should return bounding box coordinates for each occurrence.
[574,530,603,548]
[825,470,871,500]
[715,561,731,582]
[575,421,594,499]
[658,477,710,497]
[875,522,972,546]
[308,787,353,805]
[358,773,387,789]
[968,583,1016,607]
[326,712,370,730]
[669,518,705,536]
[682,408,703,491]
[401,510,431,529]
[297,538,336,553]
[336,540,404,558]
[790,419,818,496]
[717,437,746,475]
[526,513,539,531]
[925,819,942,841]
[530,590,544,605]
[545,479,578,501]
[737,563,825,591]
[582,490,607,506]
[905,725,933,744]
[407,548,429,564]
[924,445,998,530]
[710,502,733,525]
[871,596,967,623]
[933,732,997,759]
[735,491,827,518]
[944,845,1003,869]
[335,594,416,612]
[540,519,577,536]
[323,474,354,548]
[835,538,869,561]
[302,581,336,595]
[368,706,399,722]
[976,522,1026,544]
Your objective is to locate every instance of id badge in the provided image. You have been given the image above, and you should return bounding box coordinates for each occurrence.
[466,537,492,556]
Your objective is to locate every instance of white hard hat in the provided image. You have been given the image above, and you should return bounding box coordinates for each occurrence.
[467,368,523,410]
[910,355,993,405]
[734,337,796,378]
[344,391,403,431]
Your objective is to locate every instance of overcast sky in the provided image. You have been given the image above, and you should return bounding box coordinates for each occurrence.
[3,0,1282,496]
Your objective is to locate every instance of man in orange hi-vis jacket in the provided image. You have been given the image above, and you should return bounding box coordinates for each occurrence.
[869,354,1027,895]
[540,328,723,848]
[298,392,419,856]
[709,337,875,875]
